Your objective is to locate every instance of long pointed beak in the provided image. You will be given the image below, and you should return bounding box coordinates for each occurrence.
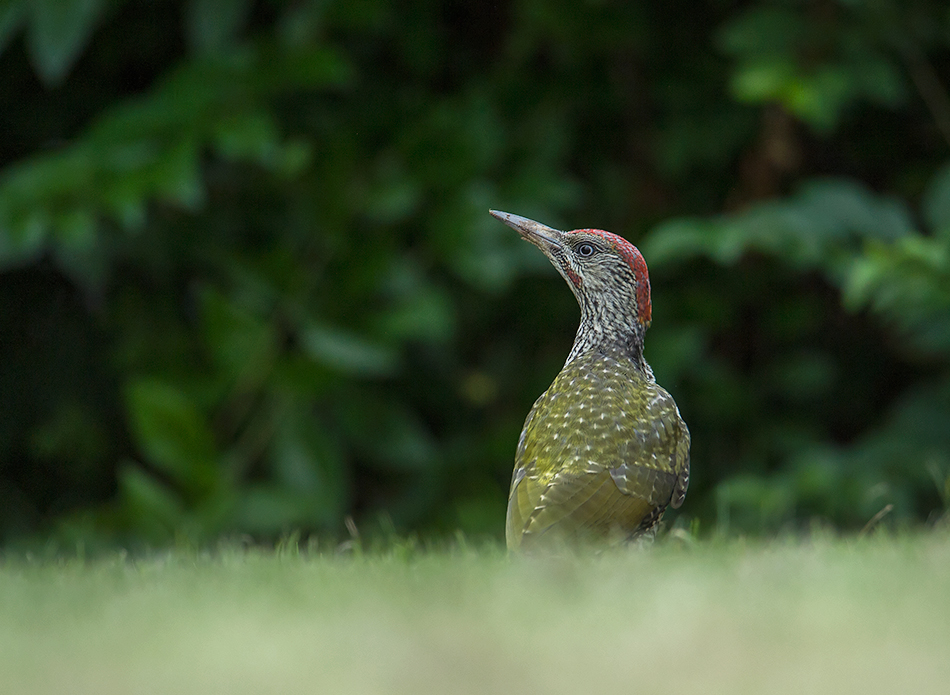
[489,210,563,253]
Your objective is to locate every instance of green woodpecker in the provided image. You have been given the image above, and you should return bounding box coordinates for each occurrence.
[490,210,690,551]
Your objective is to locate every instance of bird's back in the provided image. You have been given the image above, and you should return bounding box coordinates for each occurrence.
[507,349,690,550]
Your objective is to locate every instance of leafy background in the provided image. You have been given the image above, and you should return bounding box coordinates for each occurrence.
[1,0,949,548]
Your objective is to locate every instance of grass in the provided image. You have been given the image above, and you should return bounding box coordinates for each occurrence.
[2,532,949,695]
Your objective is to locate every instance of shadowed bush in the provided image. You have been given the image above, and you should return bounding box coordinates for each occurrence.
[0,0,949,546]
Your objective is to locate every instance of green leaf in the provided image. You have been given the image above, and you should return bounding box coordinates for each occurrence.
[362,155,423,224]
[730,59,796,102]
[783,67,851,131]
[767,351,837,401]
[718,6,906,131]
[0,43,349,274]
[271,412,343,493]
[213,112,312,174]
[793,179,915,242]
[117,463,184,533]
[717,7,804,57]
[0,0,25,56]
[262,407,348,526]
[372,260,456,342]
[375,286,455,342]
[645,179,916,272]
[300,323,398,376]
[54,208,97,247]
[125,379,220,494]
[715,474,795,534]
[923,163,950,238]
[213,112,279,160]
[150,141,204,209]
[235,484,339,534]
[186,0,253,54]
[643,218,718,268]
[99,176,148,231]
[844,236,950,353]
[200,286,275,383]
[339,392,438,472]
[0,206,48,268]
[26,0,106,86]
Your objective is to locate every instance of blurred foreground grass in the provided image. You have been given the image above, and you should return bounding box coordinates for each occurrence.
[2,532,949,695]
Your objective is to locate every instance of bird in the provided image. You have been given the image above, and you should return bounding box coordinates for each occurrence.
[490,210,690,551]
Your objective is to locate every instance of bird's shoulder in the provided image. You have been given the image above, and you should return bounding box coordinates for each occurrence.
[516,350,689,485]
[520,351,681,442]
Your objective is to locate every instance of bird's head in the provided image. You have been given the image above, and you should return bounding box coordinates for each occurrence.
[490,210,652,360]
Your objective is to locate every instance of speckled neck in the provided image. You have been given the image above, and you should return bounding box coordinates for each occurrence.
[565,294,652,379]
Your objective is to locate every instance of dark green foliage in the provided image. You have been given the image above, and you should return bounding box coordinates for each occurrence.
[1,0,949,546]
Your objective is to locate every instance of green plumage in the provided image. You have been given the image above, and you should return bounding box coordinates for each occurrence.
[507,349,690,550]
[489,209,690,551]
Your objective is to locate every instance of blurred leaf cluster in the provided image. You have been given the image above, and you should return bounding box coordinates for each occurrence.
[1,0,949,547]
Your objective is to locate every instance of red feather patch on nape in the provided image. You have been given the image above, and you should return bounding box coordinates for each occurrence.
[571,229,652,325]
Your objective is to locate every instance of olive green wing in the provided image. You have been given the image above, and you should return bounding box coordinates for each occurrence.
[507,379,690,549]
[507,466,656,550]
[609,384,690,512]
[670,422,690,509]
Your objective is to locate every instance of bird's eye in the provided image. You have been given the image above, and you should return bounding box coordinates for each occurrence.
[577,243,595,257]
